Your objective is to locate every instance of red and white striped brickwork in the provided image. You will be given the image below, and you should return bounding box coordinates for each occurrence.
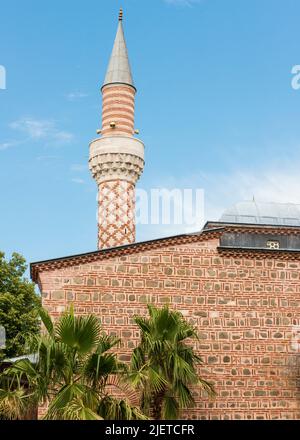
[101,84,135,137]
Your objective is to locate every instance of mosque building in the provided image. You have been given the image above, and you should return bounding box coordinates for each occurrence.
[31,11,300,419]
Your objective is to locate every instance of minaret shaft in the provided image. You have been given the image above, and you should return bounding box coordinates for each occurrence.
[89,12,145,250]
[101,84,135,137]
[98,180,136,249]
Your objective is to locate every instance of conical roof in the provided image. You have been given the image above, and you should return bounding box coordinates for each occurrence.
[102,16,135,90]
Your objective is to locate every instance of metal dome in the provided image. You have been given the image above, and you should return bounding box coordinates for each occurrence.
[219,200,300,226]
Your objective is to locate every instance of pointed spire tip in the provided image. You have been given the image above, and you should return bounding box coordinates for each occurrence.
[102,7,135,91]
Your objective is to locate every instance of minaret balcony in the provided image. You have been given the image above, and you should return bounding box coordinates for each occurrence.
[89,136,145,185]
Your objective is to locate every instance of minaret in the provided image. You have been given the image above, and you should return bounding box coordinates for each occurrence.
[89,9,145,249]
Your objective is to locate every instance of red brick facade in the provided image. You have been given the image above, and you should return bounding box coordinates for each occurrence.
[32,227,300,420]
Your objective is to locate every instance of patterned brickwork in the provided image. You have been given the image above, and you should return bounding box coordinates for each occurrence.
[37,233,300,420]
[98,180,135,248]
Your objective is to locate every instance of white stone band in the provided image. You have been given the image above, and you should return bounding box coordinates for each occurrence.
[89,136,145,185]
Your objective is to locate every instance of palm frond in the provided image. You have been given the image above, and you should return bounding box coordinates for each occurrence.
[147,367,168,393]
[162,394,179,420]
[38,307,54,337]
[98,396,148,420]
[130,347,145,371]
[57,398,102,420]
[45,383,99,419]
[197,377,216,397]
[134,316,151,335]
[55,313,101,354]
[0,388,29,420]
[95,334,120,354]
[83,353,120,388]
[173,380,196,408]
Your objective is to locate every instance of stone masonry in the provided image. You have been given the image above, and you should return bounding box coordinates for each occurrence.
[32,227,300,420]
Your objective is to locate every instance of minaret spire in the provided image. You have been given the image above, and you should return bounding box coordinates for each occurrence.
[102,8,135,90]
[89,10,145,250]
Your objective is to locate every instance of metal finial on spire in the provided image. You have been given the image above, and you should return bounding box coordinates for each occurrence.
[119,8,123,21]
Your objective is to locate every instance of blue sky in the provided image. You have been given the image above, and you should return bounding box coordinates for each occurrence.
[1,0,300,270]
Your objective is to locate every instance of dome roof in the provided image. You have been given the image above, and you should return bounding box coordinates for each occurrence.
[219,200,300,226]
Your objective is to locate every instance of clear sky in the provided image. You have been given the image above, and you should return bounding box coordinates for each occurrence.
[1,0,300,270]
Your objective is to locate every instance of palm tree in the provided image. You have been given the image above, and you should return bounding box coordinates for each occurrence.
[0,307,146,420]
[129,304,215,420]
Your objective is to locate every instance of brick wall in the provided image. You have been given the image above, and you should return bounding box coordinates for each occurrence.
[38,236,300,419]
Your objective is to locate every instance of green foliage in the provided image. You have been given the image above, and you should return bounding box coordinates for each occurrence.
[98,396,148,420]
[0,297,215,420]
[0,307,147,420]
[129,304,216,420]
[0,252,40,359]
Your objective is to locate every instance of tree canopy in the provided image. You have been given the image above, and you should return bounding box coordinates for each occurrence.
[0,252,40,360]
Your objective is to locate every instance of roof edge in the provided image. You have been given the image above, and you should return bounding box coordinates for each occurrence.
[217,246,300,260]
[101,82,136,92]
[30,228,224,283]
[204,221,300,230]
